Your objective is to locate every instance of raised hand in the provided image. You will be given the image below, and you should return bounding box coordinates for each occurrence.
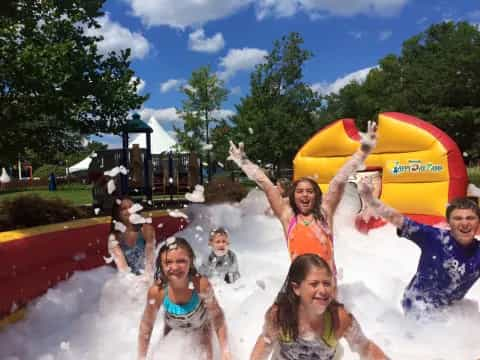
[357,176,374,199]
[359,120,377,153]
[227,141,247,166]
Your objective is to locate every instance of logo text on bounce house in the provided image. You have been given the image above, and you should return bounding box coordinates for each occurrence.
[390,160,444,175]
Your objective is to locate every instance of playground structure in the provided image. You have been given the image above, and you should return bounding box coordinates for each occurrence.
[88,149,200,196]
[294,112,469,224]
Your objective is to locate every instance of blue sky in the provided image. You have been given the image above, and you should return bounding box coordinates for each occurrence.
[90,0,480,147]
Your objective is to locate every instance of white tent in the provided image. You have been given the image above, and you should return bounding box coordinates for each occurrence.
[67,155,93,174]
[129,116,177,154]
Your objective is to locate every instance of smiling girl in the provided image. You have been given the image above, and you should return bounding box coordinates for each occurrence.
[250,254,388,360]
[137,237,231,360]
[228,122,378,270]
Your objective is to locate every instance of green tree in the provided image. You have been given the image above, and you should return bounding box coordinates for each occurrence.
[230,32,322,174]
[210,119,233,167]
[174,65,228,180]
[322,21,480,159]
[0,0,147,165]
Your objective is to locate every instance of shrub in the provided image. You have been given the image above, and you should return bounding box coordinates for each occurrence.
[0,194,89,230]
[33,164,65,179]
[204,176,248,204]
[468,166,480,187]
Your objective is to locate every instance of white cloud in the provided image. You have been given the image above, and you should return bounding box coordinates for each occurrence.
[468,10,480,19]
[126,0,409,29]
[84,14,150,59]
[311,66,376,95]
[379,30,392,41]
[188,29,225,53]
[212,109,235,120]
[160,79,185,93]
[130,77,146,94]
[416,16,428,24]
[138,107,182,124]
[230,86,242,95]
[126,0,251,29]
[348,31,364,39]
[255,0,409,20]
[218,48,268,80]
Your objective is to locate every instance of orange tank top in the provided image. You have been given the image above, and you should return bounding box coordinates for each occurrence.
[287,216,334,268]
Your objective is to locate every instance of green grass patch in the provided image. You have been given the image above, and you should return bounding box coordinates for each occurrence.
[0,184,92,206]
[468,166,480,186]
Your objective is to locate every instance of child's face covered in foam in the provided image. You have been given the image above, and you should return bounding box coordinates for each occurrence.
[210,234,230,257]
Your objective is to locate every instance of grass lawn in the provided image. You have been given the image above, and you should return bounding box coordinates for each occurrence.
[0,166,478,207]
[0,184,188,207]
[0,184,92,206]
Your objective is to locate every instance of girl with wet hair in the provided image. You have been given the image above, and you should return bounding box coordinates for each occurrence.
[250,254,389,360]
[138,237,232,360]
[229,122,378,270]
[108,196,156,277]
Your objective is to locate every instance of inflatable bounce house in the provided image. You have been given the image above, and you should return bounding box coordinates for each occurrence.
[294,112,469,226]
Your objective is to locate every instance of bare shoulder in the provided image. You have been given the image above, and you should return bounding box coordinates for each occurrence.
[265,304,279,323]
[142,223,155,240]
[196,275,212,294]
[330,303,353,337]
[146,283,165,308]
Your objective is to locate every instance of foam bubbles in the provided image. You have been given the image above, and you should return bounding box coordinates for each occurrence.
[1,190,480,359]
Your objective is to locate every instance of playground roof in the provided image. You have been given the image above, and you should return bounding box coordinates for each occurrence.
[123,113,153,133]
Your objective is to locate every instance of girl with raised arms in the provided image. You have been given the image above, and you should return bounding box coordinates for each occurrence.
[228,122,378,270]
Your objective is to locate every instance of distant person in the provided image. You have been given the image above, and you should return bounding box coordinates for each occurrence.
[138,237,231,360]
[199,227,240,284]
[108,196,156,278]
[228,121,378,271]
[89,170,115,213]
[359,179,480,316]
[250,254,388,360]
[48,172,57,191]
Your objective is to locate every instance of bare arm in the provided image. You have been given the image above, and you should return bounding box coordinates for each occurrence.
[250,306,278,360]
[343,316,389,360]
[137,285,162,360]
[323,121,377,221]
[142,224,156,280]
[200,277,231,360]
[357,178,404,228]
[228,141,291,220]
[107,233,130,272]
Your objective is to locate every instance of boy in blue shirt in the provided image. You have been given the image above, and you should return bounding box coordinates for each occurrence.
[359,181,480,316]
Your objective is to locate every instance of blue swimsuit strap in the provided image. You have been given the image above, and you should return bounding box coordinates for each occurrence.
[163,288,200,316]
[121,230,146,250]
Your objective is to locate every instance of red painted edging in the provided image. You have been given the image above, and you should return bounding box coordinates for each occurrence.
[0,215,187,320]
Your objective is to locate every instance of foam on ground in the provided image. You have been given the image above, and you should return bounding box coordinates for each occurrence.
[1,188,479,359]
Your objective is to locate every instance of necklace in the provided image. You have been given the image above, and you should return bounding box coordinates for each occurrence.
[300,216,313,226]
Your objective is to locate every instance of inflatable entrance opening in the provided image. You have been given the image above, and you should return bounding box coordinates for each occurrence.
[293,112,468,224]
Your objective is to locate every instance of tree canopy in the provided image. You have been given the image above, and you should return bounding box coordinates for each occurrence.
[322,21,480,159]
[229,32,322,172]
[174,65,228,178]
[0,0,147,164]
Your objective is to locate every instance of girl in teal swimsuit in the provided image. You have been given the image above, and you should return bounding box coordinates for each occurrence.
[137,237,232,360]
[250,254,389,360]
